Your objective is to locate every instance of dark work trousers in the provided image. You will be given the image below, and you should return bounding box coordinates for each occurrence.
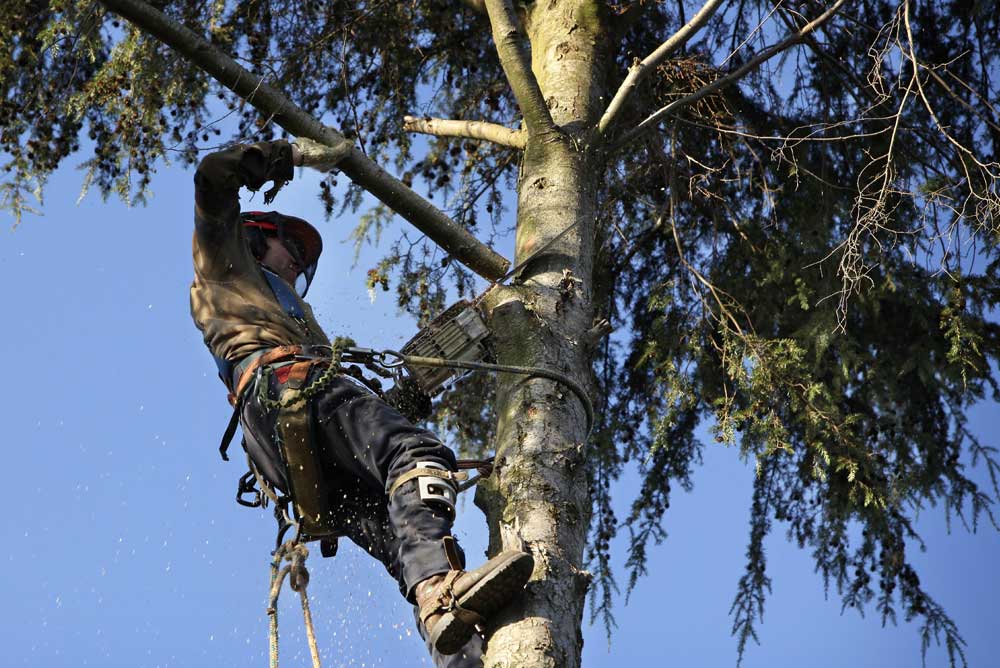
[239,366,483,667]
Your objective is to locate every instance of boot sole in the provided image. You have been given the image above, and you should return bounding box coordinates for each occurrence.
[430,551,534,655]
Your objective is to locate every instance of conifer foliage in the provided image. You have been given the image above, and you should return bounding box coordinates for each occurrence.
[4,1,998,666]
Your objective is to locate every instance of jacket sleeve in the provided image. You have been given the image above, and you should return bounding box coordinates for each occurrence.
[193,140,295,239]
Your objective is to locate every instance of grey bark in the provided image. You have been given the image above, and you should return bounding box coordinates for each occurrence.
[475,2,608,667]
[484,0,560,139]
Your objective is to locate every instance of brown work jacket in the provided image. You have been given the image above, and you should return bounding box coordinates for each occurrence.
[190,140,330,376]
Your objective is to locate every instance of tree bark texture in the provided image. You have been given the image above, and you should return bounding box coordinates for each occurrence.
[476,3,608,667]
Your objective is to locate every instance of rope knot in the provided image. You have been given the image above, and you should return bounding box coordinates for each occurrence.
[288,543,310,592]
[268,539,321,668]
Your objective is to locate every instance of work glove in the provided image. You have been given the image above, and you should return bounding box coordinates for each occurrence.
[291,136,352,172]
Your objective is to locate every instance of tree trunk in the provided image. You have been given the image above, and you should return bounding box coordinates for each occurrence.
[476,3,608,667]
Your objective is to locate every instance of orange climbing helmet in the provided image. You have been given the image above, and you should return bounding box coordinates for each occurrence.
[241,210,323,296]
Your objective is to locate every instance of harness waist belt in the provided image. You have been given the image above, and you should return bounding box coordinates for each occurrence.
[217,344,335,461]
[228,344,334,406]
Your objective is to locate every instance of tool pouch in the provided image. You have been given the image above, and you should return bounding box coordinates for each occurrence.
[275,362,338,539]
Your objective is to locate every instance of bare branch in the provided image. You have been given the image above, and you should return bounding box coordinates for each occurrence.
[904,1,1000,177]
[720,0,782,67]
[598,0,727,136]
[612,0,848,151]
[402,116,527,149]
[825,74,916,332]
[926,68,1000,136]
[483,0,559,139]
[98,0,511,281]
[902,0,999,232]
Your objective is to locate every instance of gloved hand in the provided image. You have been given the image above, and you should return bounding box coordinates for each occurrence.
[291,137,352,172]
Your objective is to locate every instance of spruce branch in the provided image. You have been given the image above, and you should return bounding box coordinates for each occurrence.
[483,0,559,139]
[815,73,916,332]
[97,0,511,281]
[730,463,774,666]
[612,0,848,151]
[402,116,527,149]
[598,0,727,136]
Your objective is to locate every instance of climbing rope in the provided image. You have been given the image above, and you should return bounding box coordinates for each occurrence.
[375,349,595,439]
[268,537,322,668]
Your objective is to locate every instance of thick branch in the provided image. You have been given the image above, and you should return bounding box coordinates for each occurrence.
[613,0,847,151]
[598,0,727,136]
[98,0,510,281]
[402,116,527,149]
[483,0,558,138]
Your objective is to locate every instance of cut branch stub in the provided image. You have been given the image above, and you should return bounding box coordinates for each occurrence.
[402,116,527,150]
[98,0,510,281]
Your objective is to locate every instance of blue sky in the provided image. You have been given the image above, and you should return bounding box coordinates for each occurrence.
[2,151,997,668]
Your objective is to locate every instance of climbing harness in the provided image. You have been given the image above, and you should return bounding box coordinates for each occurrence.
[227,342,593,524]
[217,343,345,462]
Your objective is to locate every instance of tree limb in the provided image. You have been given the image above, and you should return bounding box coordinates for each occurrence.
[483,0,559,139]
[98,0,511,281]
[612,0,847,151]
[598,0,727,136]
[403,115,527,149]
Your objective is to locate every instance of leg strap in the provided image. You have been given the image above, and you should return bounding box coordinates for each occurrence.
[388,466,468,500]
[388,463,468,520]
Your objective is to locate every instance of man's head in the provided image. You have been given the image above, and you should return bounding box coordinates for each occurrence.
[261,235,301,286]
[241,211,323,296]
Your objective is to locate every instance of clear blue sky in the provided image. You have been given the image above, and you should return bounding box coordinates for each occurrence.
[2,151,997,668]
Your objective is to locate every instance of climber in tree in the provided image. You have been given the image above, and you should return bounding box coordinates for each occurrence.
[189,138,532,666]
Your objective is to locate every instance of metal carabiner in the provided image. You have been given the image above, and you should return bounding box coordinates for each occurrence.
[236,470,264,508]
[375,349,407,369]
[341,346,377,364]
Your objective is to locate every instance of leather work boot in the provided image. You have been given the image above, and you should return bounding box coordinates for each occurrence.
[415,549,534,655]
